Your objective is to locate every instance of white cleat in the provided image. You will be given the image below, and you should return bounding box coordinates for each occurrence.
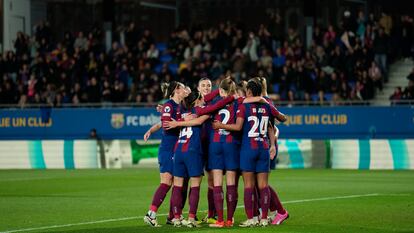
[239,218,259,227]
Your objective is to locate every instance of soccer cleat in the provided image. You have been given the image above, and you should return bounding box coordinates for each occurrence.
[271,211,289,225]
[171,218,182,227]
[209,221,225,228]
[225,220,234,227]
[166,215,183,225]
[259,219,269,227]
[143,213,160,227]
[202,216,217,224]
[268,211,277,222]
[239,218,258,227]
[182,218,200,228]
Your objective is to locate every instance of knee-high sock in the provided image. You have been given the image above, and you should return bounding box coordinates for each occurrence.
[269,185,286,214]
[182,178,189,208]
[260,186,270,219]
[226,185,238,221]
[150,183,171,212]
[243,188,254,219]
[171,186,183,219]
[253,186,260,217]
[188,186,200,219]
[213,186,224,222]
[207,187,215,218]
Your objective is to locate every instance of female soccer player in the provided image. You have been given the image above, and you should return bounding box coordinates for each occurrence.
[165,90,234,227]
[253,77,289,225]
[144,81,187,227]
[213,79,287,227]
[207,78,241,228]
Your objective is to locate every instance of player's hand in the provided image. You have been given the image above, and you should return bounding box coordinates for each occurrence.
[269,145,276,160]
[143,130,151,141]
[184,114,196,121]
[212,120,222,130]
[164,119,178,130]
[277,113,287,123]
[156,104,163,113]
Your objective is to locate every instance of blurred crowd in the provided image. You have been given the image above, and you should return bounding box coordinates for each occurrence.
[0,10,413,107]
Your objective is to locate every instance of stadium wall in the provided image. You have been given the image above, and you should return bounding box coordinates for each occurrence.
[0,139,413,170]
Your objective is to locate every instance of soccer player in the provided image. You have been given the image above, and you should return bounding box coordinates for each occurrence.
[254,77,289,225]
[144,81,187,227]
[207,78,241,228]
[213,79,287,227]
[165,90,233,227]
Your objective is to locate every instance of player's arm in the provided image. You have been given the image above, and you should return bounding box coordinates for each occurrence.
[270,104,287,122]
[203,89,219,103]
[143,122,162,141]
[196,95,235,115]
[164,115,210,129]
[243,96,268,104]
[212,117,244,131]
[268,124,277,160]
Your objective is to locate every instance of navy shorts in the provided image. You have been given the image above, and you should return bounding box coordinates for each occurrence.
[173,150,204,178]
[208,142,240,171]
[158,149,174,174]
[240,147,270,173]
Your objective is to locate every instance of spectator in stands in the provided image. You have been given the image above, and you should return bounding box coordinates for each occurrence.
[373,27,390,81]
[368,61,383,92]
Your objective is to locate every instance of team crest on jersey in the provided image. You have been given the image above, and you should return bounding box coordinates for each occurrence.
[111,113,125,129]
[164,106,171,113]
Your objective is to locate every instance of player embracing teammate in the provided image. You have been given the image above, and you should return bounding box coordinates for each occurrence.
[144,76,288,228]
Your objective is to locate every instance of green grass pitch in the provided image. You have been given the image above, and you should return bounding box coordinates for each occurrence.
[0,169,413,233]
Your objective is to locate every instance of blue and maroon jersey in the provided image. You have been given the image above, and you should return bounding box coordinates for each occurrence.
[210,97,243,143]
[175,107,203,153]
[237,103,282,150]
[160,99,181,151]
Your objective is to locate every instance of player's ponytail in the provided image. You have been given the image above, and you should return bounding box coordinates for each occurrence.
[236,80,247,97]
[219,77,236,95]
[247,79,262,97]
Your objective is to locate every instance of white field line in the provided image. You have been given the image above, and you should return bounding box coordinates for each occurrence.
[0,193,404,233]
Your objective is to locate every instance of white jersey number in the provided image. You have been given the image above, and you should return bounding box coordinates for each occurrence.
[218,109,230,135]
[179,127,193,139]
[247,116,269,138]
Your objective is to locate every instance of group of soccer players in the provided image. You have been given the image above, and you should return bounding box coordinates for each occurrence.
[143,76,289,228]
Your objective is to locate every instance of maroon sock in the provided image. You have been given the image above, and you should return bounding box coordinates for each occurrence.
[244,188,254,219]
[171,186,183,219]
[213,186,224,222]
[182,178,189,209]
[226,185,238,221]
[269,186,286,214]
[189,186,200,218]
[150,183,171,212]
[260,186,270,219]
[207,187,215,218]
[253,187,260,217]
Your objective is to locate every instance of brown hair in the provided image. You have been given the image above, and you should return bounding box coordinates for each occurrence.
[236,80,247,96]
[161,81,182,99]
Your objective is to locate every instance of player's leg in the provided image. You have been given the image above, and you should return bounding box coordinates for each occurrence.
[171,176,184,227]
[225,170,238,226]
[144,151,173,227]
[256,148,271,226]
[239,171,257,227]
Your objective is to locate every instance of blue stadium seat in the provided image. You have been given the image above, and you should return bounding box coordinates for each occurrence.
[311,94,319,101]
[325,93,333,101]
[160,54,172,63]
[168,63,179,74]
[154,64,163,74]
[156,43,167,53]
[272,84,280,93]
